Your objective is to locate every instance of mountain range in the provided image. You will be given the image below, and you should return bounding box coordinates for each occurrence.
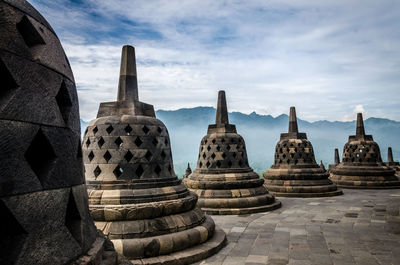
[81,107,400,177]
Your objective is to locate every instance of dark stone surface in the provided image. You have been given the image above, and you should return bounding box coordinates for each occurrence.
[0,1,120,264]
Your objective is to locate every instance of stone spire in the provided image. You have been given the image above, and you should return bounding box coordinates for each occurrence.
[117,45,138,102]
[288,106,298,133]
[356,113,365,137]
[184,163,192,178]
[388,147,394,163]
[96,45,154,118]
[216,90,229,125]
[334,148,340,165]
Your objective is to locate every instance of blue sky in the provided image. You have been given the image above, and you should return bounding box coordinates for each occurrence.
[30,0,400,122]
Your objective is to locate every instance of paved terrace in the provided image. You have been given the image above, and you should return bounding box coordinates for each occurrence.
[195,189,400,265]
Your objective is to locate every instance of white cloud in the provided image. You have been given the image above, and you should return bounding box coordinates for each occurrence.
[30,0,400,122]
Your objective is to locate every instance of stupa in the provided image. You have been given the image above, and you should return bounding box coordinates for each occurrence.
[0,1,122,264]
[82,45,226,264]
[183,91,281,215]
[184,163,192,178]
[385,147,400,174]
[330,114,400,188]
[263,107,343,197]
[328,148,340,172]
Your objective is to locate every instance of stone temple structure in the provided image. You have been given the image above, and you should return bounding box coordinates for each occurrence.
[328,148,340,172]
[330,114,400,188]
[0,1,123,264]
[385,147,400,176]
[263,107,343,197]
[82,45,226,264]
[183,91,281,215]
[184,163,192,178]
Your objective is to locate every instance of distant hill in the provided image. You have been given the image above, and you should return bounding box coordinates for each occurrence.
[81,107,400,177]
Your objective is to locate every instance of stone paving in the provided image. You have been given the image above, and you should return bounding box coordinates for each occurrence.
[195,189,400,265]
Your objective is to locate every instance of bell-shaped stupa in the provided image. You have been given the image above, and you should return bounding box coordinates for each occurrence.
[183,91,281,215]
[330,114,400,188]
[82,45,226,264]
[263,107,343,197]
[0,1,122,264]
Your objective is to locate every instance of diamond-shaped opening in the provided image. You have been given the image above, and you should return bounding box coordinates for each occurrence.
[216,145,221,151]
[157,126,162,134]
[113,165,123,178]
[227,160,233,167]
[92,126,98,135]
[115,137,123,148]
[168,164,172,173]
[227,145,231,151]
[88,151,94,161]
[0,58,18,109]
[207,146,211,151]
[239,160,243,167]
[231,138,235,143]
[65,190,83,246]
[204,139,208,144]
[202,153,206,159]
[144,150,152,161]
[134,137,143,147]
[222,153,226,159]
[233,152,237,158]
[103,151,112,162]
[106,125,114,134]
[124,125,133,135]
[216,161,221,168]
[152,138,158,146]
[135,165,144,177]
[142,126,150,134]
[94,166,101,178]
[154,165,162,175]
[206,161,210,168]
[199,162,203,168]
[212,139,216,144]
[221,138,225,143]
[0,200,28,264]
[164,138,168,146]
[124,150,133,162]
[16,16,46,48]
[85,138,91,147]
[211,153,216,159]
[55,80,72,124]
[98,137,105,148]
[25,129,57,186]
[160,150,167,160]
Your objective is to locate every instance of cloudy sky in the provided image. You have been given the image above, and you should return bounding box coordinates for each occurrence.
[30,0,400,122]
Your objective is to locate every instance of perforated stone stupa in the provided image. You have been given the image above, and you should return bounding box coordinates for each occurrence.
[183,91,281,215]
[263,107,343,197]
[330,113,400,188]
[385,147,400,176]
[82,45,226,264]
[0,1,122,264]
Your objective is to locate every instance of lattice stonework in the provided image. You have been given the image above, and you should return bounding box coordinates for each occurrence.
[274,139,316,165]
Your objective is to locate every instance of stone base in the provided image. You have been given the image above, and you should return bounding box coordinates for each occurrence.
[201,200,282,215]
[72,234,128,265]
[330,165,400,189]
[129,226,226,265]
[268,190,343,198]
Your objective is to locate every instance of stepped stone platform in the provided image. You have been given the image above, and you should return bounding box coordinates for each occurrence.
[82,45,226,264]
[263,107,342,197]
[0,1,122,264]
[195,189,400,265]
[184,91,281,215]
[330,114,400,189]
